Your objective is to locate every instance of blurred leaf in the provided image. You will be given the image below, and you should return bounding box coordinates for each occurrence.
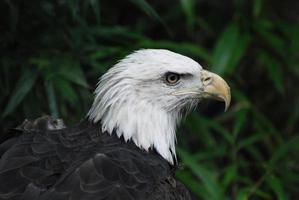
[178,149,224,200]
[212,23,250,75]
[236,188,249,200]
[286,95,299,133]
[59,66,89,88]
[30,57,51,69]
[284,24,299,52]
[6,0,18,32]
[247,185,273,199]
[92,26,145,44]
[2,69,37,118]
[0,59,13,95]
[129,0,168,31]
[86,0,100,23]
[232,108,248,137]
[139,39,211,62]
[255,20,286,57]
[193,147,227,162]
[89,48,122,61]
[227,34,250,74]
[278,22,299,77]
[207,119,234,144]
[179,0,195,30]
[268,135,299,168]
[245,145,264,162]
[176,170,209,199]
[212,24,240,74]
[253,0,265,17]
[45,80,58,117]
[266,175,287,200]
[259,51,284,94]
[54,78,78,105]
[67,0,80,21]
[221,165,237,189]
[181,114,218,148]
[237,134,266,150]
[41,1,55,16]
[252,106,280,136]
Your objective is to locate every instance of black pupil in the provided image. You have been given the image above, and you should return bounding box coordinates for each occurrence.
[169,75,176,81]
[166,73,179,84]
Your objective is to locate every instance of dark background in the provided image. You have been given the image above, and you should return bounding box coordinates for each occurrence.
[1,0,299,199]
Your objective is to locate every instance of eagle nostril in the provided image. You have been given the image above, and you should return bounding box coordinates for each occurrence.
[203,76,212,85]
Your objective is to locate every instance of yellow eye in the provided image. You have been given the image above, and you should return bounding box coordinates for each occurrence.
[165,73,180,85]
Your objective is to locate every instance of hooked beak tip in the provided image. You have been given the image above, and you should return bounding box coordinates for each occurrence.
[201,70,231,112]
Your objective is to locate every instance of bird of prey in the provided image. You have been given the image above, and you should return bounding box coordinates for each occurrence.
[0,49,230,200]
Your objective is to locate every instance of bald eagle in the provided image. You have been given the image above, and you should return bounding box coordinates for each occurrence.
[0,49,230,200]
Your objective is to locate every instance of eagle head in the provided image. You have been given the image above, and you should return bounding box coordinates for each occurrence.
[88,49,230,164]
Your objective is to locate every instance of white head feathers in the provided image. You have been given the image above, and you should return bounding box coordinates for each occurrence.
[88,49,203,164]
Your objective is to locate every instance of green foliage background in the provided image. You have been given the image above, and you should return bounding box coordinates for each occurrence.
[1,0,299,199]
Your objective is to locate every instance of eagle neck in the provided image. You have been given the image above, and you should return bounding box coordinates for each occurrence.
[88,98,178,164]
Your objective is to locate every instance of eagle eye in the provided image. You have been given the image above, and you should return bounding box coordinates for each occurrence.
[165,72,180,85]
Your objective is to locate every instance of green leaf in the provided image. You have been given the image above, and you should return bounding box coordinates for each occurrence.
[45,80,59,117]
[178,149,224,200]
[29,56,51,69]
[89,0,101,23]
[252,106,280,136]
[254,20,286,57]
[227,34,250,74]
[237,134,266,150]
[176,170,209,199]
[129,0,167,31]
[253,0,265,17]
[207,119,234,144]
[245,145,264,162]
[6,0,18,32]
[67,0,80,21]
[221,165,237,189]
[236,188,249,200]
[54,78,78,105]
[258,51,284,94]
[212,23,250,75]
[269,135,299,167]
[179,0,195,30]
[92,26,145,41]
[286,95,299,133]
[59,66,89,88]
[266,175,287,200]
[2,69,37,118]
[212,24,239,74]
[232,108,248,137]
[138,39,211,62]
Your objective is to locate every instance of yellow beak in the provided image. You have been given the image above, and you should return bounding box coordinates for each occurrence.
[201,70,231,111]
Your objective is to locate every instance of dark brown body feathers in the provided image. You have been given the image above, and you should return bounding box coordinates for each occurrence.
[0,117,190,200]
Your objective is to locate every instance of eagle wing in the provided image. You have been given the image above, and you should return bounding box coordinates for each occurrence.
[40,151,156,200]
[0,117,190,200]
